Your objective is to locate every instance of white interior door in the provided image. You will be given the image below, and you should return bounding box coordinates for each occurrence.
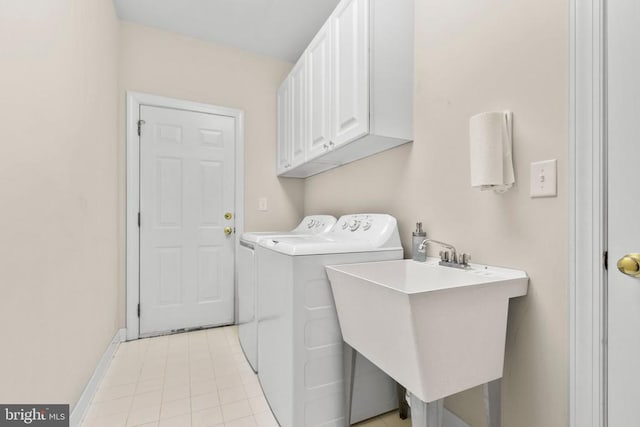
[607,0,640,423]
[139,105,235,336]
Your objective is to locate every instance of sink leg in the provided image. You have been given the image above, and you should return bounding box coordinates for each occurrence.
[409,394,443,427]
[397,383,409,419]
[483,379,501,427]
[344,343,357,426]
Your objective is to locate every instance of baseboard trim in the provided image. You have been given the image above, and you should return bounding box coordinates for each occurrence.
[444,408,472,427]
[69,328,126,427]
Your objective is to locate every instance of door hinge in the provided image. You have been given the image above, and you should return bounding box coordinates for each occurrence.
[137,119,145,136]
[137,212,141,228]
[137,303,140,317]
[604,250,608,270]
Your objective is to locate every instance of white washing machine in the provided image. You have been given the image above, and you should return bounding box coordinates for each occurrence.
[256,214,404,427]
[238,215,337,372]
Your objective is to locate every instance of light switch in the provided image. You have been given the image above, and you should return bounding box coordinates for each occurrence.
[258,197,268,211]
[530,159,557,198]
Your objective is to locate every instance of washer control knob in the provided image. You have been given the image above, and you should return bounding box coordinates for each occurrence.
[348,219,360,232]
[361,221,372,231]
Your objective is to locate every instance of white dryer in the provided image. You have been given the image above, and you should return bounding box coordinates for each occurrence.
[256,214,404,427]
[238,215,336,372]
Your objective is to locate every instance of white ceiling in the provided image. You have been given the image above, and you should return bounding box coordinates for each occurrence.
[113,0,341,63]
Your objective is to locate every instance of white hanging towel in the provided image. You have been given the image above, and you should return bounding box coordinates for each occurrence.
[469,111,515,193]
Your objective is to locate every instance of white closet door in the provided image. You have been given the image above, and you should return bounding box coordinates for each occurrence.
[607,0,640,424]
[139,105,235,336]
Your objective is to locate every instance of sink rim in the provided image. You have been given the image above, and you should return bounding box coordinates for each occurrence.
[326,258,528,295]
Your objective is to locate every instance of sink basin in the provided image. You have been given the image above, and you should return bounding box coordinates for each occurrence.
[326,258,528,403]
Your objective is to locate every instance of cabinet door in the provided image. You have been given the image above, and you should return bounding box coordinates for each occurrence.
[306,21,332,161]
[290,60,306,167]
[276,79,292,175]
[331,0,369,147]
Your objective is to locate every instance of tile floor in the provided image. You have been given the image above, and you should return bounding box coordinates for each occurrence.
[81,325,410,427]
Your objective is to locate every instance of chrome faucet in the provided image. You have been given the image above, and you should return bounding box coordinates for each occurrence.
[418,238,470,269]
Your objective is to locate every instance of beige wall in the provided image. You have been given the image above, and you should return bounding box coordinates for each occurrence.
[117,22,303,326]
[0,0,120,405]
[305,0,568,426]
[0,2,567,421]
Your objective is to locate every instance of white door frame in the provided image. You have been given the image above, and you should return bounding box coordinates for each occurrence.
[125,91,245,340]
[569,0,607,426]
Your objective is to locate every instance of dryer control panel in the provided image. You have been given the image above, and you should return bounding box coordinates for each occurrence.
[292,215,337,233]
[329,214,401,249]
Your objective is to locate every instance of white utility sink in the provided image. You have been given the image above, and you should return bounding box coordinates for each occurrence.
[326,258,528,405]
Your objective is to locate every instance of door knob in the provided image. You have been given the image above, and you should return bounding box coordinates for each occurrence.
[617,253,640,277]
[224,226,233,236]
[224,212,233,220]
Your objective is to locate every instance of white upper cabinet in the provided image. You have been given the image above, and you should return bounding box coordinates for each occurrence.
[306,21,333,161]
[290,59,307,167]
[276,79,292,175]
[277,0,414,178]
[331,0,369,147]
[277,59,307,174]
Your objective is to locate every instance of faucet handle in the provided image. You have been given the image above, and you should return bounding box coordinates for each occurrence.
[439,250,449,262]
[459,253,471,266]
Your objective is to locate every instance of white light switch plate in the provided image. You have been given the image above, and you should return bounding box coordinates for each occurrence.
[530,159,557,197]
[258,197,268,211]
